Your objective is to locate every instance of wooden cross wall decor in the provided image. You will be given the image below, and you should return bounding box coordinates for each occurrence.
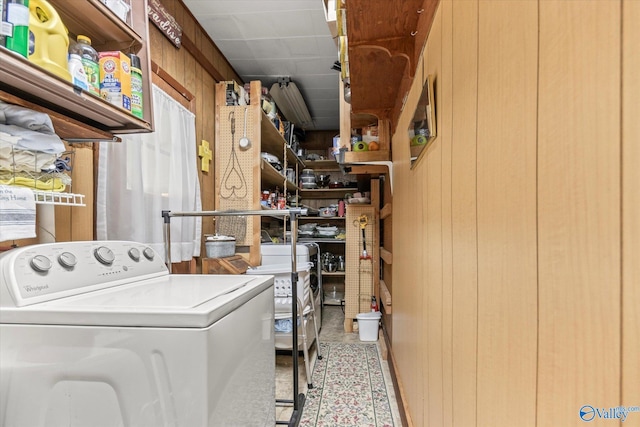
[199,139,212,172]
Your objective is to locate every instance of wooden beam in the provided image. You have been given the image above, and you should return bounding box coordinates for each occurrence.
[380,202,392,219]
[380,279,392,312]
[0,90,115,140]
[180,34,225,82]
[380,247,393,265]
[344,150,390,163]
[348,165,388,175]
[150,60,195,102]
[378,329,388,359]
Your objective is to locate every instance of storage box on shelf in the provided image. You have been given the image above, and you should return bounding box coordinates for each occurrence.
[0,0,153,137]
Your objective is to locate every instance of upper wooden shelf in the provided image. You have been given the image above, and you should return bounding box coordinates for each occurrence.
[343,150,390,163]
[346,0,439,130]
[260,110,305,169]
[0,51,151,135]
[261,159,299,192]
[0,0,153,136]
[300,188,355,199]
[51,0,143,52]
[303,160,341,171]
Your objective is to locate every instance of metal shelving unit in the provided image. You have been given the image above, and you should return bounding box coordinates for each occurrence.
[33,191,85,206]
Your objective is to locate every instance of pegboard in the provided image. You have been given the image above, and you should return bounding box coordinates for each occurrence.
[345,205,378,323]
[215,103,260,246]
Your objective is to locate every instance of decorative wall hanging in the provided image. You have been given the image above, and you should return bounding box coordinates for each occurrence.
[147,0,183,48]
[198,140,212,172]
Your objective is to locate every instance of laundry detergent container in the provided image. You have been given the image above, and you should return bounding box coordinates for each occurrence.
[28,0,71,81]
[357,311,382,341]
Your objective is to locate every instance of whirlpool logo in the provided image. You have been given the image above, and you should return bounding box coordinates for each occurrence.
[579,405,640,422]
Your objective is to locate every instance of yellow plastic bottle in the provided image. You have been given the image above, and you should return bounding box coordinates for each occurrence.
[28,0,70,81]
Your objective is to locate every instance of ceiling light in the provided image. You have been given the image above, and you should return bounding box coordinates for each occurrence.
[270,77,314,130]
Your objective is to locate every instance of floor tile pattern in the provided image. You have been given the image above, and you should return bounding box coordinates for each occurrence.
[299,342,394,427]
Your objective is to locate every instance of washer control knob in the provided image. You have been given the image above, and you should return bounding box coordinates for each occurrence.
[94,246,115,265]
[30,255,52,272]
[58,252,77,269]
[128,248,141,261]
[143,247,155,261]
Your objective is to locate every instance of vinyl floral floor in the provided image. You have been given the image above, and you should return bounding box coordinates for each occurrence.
[275,305,401,426]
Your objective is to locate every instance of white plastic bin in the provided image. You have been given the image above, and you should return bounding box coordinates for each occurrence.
[260,244,314,265]
[356,311,382,341]
[246,262,313,312]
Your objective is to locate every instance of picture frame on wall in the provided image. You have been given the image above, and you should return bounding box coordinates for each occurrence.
[409,74,436,166]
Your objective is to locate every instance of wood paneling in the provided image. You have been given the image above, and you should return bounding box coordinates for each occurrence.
[390,1,632,426]
[450,1,478,426]
[537,1,621,425]
[476,2,538,426]
[391,49,423,427]
[622,0,640,413]
[70,146,94,241]
[423,7,444,426]
[439,1,454,426]
[148,1,242,265]
[425,138,443,427]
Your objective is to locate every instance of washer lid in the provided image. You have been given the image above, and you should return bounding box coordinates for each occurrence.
[0,274,273,328]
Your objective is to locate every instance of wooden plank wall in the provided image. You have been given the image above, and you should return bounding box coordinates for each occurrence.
[476,2,538,426]
[537,2,621,425]
[622,0,640,415]
[146,0,242,257]
[390,0,639,426]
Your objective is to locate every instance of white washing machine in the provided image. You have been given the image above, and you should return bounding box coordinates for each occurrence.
[0,241,275,427]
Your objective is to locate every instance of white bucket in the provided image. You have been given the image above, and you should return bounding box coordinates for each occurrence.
[356,311,381,341]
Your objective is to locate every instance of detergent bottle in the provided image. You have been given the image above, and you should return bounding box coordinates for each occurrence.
[70,35,100,96]
[1,0,11,47]
[5,0,29,57]
[28,0,70,81]
[67,53,88,90]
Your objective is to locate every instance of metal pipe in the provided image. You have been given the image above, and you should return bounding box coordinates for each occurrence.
[166,208,307,218]
[161,210,172,273]
[289,211,300,410]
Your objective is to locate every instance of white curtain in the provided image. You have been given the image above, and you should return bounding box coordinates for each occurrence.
[97,84,201,262]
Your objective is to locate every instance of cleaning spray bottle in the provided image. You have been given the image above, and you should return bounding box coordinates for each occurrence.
[128,53,143,118]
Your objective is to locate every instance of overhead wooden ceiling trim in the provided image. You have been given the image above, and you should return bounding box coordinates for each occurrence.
[345,0,440,130]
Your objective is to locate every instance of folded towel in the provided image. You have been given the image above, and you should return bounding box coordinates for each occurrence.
[0,101,56,134]
[0,101,66,154]
[0,185,36,242]
[0,124,66,154]
[0,139,57,172]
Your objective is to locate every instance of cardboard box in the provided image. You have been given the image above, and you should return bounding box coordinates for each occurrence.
[99,51,132,111]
